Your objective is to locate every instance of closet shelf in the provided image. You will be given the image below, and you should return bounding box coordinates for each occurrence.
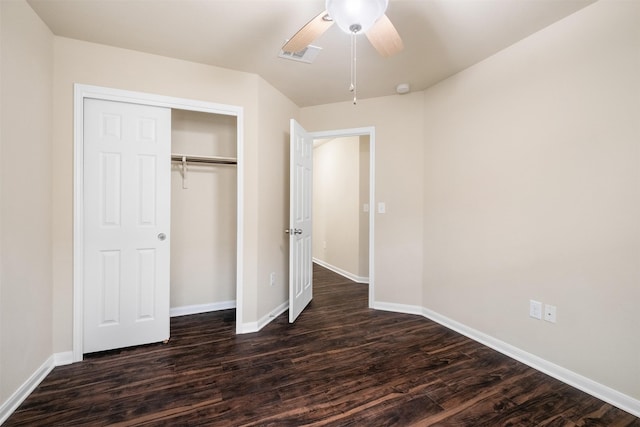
[171,153,237,165]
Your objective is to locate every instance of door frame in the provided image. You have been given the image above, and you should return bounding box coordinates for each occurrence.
[309,126,376,306]
[73,84,244,362]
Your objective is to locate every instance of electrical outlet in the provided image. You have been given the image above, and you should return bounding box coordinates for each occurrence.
[544,304,557,323]
[270,272,276,286]
[529,300,542,320]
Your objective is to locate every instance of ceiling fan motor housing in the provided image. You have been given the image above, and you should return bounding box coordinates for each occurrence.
[326,0,389,34]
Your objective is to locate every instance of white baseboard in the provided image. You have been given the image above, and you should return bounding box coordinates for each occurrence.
[313,258,369,284]
[4,302,637,423]
[371,301,423,316]
[371,300,640,417]
[257,301,289,331]
[1,300,285,423]
[236,321,258,334]
[170,300,236,317]
[54,351,74,366]
[0,351,77,424]
[237,301,289,334]
[419,307,640,418]
[0,355,55,425]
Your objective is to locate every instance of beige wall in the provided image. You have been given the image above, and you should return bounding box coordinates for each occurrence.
[255,79,299,322]
[313,136,364,278]
[421,0,640,399]
[300,93,425,305]
[0,0,53,403]
[170,110,237,308]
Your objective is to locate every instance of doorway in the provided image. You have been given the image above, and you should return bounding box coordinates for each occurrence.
[308,127,376,306]
[73,84,244,361]
[312,135,370,283]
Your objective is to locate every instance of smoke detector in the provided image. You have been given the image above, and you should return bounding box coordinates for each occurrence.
[396,83,410,94]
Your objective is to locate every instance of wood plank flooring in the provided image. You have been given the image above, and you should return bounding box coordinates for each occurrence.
[6,264,639,426]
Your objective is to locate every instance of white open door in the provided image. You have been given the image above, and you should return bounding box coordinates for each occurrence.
[83,98,171,353]
[288,119,313,323]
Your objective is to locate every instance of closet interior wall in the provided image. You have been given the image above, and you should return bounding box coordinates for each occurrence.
[170,109,237,311]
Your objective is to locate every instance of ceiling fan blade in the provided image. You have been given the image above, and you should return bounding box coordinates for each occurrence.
[366,14,404,58]
[282,10,333,53]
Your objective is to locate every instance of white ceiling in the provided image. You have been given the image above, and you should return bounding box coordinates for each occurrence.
[27,0,596,107]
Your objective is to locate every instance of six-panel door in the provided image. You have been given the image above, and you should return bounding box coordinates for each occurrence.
[83,98,171,353]
[289,119,313,323]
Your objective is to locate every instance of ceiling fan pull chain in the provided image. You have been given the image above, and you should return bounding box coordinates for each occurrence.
[349,31,355,93]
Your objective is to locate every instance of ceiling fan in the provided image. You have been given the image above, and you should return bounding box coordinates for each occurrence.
[282,0,404,58]
[282,0,404,103]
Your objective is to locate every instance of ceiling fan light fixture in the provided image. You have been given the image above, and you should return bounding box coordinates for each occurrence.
[326,0,388,34]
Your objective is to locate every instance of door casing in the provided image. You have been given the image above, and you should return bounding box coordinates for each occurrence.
[73,84,244,362]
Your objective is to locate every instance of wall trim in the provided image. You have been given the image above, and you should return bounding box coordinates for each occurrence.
[54,351,74,366]
[258,301,289,330]
[170,301,236,317]
[371,301,423,316]
[0,351,90,422]
[0,355,55,425]
[313,258,369,284]
[371,300,639,417]
[419,307,640,418]
[4,303,637,421]
[237,301,289,334]
[236,321,259,334]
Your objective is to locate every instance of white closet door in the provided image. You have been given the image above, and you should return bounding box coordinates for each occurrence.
[83,98,171,353]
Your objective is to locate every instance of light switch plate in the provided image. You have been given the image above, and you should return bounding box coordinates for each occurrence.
[529,300,542,320]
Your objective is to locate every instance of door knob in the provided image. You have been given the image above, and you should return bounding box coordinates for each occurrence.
[157,233,166,241]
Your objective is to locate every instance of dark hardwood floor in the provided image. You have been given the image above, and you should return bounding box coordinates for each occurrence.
[6,264,639,426]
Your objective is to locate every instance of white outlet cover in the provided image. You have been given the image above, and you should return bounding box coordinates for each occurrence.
[544,304,557,323]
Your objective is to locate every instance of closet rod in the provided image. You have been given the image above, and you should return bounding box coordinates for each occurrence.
[171,154,237,165]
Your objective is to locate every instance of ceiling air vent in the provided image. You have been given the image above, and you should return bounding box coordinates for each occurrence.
[278,44,322,64]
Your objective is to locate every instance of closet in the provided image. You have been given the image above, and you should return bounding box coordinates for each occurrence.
[170,109,237,315]
[77,85,243,358]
